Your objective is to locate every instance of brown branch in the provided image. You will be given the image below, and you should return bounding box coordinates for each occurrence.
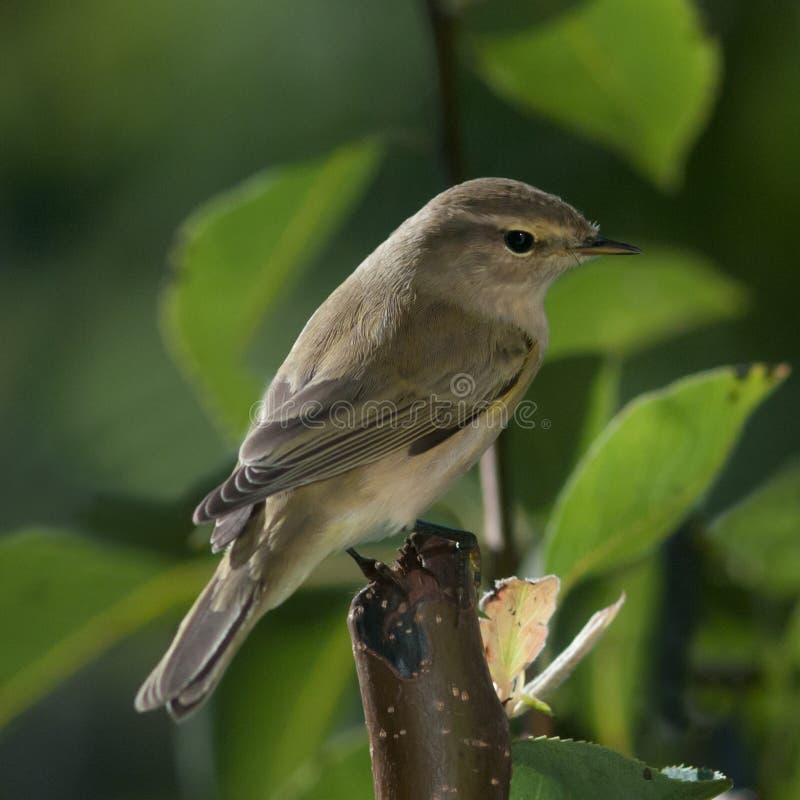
[424,0,516,581]
[348,523,511,799]
[478,442,518,579]
[424,0,464,184]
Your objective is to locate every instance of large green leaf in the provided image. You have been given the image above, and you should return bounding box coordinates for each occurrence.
[706,460,800,598]
[546,248,748,361]
[543,364,788,591]
[511,738,730,799]
[0,529,210,727]
[473,0,721,189]
[163,140,382,438]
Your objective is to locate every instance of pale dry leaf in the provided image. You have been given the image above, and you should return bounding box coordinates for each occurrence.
[479,576,560,702]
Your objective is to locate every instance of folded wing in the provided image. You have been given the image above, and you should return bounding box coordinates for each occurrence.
[194,293,534,549]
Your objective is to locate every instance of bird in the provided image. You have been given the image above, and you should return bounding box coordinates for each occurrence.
[134,177,640,719]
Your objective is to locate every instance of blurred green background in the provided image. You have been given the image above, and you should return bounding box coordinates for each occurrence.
[1,0,799,797]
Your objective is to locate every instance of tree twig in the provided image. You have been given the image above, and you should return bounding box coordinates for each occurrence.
[424,0,464,182]
[348,522,511,799]
[478,444,517,578]
[424,0,516,579]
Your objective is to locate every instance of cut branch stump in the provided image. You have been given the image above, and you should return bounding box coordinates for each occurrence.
[347,522,511,800]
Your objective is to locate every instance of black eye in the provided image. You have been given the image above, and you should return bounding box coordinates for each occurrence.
[504,230,535,254]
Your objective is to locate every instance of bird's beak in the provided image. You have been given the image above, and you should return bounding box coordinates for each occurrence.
[570,237,641,256]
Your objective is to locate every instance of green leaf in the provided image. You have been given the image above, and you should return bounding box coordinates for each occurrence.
[543,364,789,591]
[706,460,800,597]
[0,529,210,728]
[216,589,357,798]
[546,248,748,360]
[163,140,382,438]
[473,0,721,189]
[511,738,730,799]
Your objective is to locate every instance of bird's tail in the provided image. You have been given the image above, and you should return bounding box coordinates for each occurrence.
[134,561,261,721]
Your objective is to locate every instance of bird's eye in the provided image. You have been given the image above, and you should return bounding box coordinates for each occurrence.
[504,230,535,254]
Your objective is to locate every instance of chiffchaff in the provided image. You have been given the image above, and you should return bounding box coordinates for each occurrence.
[135,177,639,719]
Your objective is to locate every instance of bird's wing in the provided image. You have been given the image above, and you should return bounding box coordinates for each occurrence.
[194,295,535,525]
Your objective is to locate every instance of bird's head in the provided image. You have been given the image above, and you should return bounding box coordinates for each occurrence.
[398,177,640,331]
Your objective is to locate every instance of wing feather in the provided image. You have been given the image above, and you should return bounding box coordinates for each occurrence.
[194,291,534,526]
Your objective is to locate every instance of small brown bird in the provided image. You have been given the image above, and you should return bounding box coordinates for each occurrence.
[135,178,639,719]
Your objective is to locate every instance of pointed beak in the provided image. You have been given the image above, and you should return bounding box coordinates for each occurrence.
[570,237,641,256]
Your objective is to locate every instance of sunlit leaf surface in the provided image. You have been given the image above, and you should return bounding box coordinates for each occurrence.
[543,364,789,591]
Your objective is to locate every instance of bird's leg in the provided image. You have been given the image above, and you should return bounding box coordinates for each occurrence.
[346,548,399,585]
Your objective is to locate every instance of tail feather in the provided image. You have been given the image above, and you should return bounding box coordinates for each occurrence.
[210,505,255,553]
[135,568,260,721]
